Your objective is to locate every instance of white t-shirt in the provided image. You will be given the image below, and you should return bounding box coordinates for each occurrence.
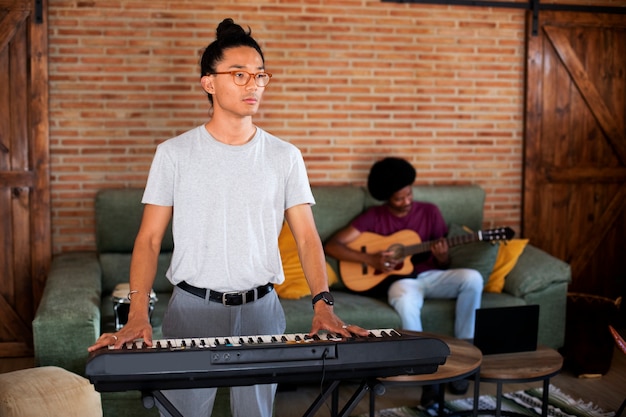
[142,125,315,292]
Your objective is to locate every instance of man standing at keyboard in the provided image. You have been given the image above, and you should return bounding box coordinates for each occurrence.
[88,18,367,417]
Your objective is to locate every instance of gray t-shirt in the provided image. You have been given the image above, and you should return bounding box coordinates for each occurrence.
[142,125,315,292]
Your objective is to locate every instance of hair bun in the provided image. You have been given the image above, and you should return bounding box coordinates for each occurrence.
[216,18,249,41]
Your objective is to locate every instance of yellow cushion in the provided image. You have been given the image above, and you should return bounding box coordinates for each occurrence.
[0,366,102,417]
[484,239,529,293]
[275,222,338,299]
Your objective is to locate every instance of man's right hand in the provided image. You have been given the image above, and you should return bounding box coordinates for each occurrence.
[87,317,153,352]
[373,250,398,272]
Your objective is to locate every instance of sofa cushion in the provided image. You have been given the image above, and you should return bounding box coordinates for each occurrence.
[95,189,174,253]
[504,245,571,297]
[96,189,175,294]
[447,224,499,283]
[275,222,338,299]
[99,253,173,294]
[311,186,367,242]
[484,239,529,293]
[281,291,402,333]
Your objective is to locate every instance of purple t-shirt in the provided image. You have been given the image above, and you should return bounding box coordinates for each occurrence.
[351,202,448,275]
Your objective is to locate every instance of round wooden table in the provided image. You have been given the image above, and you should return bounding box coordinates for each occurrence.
[479,346,563,417]
[380,333,563,417]
[382,332,483,417]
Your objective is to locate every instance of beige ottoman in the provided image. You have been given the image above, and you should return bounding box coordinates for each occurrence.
[0,366,102,417]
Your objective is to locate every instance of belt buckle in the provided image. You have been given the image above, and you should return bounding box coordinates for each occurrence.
[222,288,259,305]
[222,291,241,305]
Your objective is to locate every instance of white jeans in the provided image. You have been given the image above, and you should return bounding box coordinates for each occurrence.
[388,269,483,340]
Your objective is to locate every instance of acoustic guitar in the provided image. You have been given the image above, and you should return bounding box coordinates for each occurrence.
[340,227,514,292]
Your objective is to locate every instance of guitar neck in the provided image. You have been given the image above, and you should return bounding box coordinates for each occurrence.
[404,232,482,257]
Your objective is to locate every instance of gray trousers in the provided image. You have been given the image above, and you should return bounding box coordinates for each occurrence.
[158,285,286,417]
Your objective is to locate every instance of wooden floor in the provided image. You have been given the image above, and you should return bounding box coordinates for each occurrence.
[1,348,624,417]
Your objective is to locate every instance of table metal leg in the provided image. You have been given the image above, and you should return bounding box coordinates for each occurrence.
[495,382,503,417]
[472,370,480,417]
[437,383,446,417]
[541,379,550,417]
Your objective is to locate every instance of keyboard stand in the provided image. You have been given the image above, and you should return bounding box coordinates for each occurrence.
[142,378,385,417]
[143,390,183,417]
[303,378,385,417]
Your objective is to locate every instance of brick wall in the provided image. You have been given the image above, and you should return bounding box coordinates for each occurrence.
[47,0,622,253]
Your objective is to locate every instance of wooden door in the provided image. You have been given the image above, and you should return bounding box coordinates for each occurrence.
[0,0,50,357]
[524,10,626,298]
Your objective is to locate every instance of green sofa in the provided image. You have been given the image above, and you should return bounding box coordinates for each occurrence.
[33,185,571,417]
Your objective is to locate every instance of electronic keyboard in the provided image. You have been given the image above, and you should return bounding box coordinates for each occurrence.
[86,329,450,392]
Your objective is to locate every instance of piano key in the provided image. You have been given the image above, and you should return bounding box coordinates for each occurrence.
[113,329,406,354]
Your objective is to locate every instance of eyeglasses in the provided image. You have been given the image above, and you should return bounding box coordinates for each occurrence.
[210,71,272,87]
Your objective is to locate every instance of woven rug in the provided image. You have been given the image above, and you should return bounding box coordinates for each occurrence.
[357,385,615,417]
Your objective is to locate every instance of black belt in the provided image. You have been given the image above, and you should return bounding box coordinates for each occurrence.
[176,281,274,306]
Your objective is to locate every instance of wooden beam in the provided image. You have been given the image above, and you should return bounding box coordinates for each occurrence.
[0,343,33,357]
[546,168,626,184]
[0,0,30,10]
[0,295,32,342]
[0,8,29,53]
[568,187,626,274]
[544,25,626,165]
[0,171,35,187]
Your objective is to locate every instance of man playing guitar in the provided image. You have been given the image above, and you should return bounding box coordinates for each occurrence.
[324,157,482,404]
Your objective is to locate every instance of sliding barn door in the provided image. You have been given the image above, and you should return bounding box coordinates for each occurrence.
[524,10,626,298]
[0,0,50,357]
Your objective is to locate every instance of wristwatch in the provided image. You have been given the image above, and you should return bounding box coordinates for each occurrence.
[312,291,334,309]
